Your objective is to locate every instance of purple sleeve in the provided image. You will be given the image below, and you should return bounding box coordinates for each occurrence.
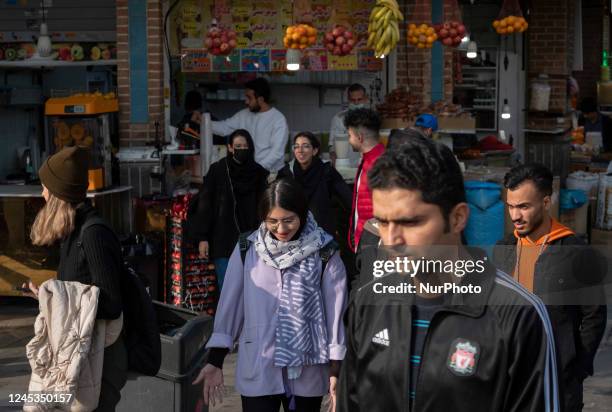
[206,244,245,349]
[321,251,348,360]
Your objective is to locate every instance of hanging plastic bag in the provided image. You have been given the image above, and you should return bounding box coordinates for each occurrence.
[434,0,467,48]
[493,0,528,35]
[203,20,237,56]
[407,0,436,49]
[324,7,356,56]
[284,0,317,50]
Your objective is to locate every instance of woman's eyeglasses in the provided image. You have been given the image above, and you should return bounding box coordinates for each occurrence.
[265,216,299,231]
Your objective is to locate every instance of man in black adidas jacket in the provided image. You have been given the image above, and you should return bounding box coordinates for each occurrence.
[337,137,560,412]
[493,164,607,412]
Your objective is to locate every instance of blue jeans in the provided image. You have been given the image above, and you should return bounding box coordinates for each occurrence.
[213,258,229,290]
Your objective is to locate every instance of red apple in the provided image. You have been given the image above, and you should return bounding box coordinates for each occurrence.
[344,31,353,39]
[332,26,344,37]
[443,23,451,30]
[333,46,341,55]
[347,38,355,47]
[443,37,453,46]
[212,38,221,47]
[341,44,351,54]
[458,25,466,35]
[221,35,228,44]
[450,28,457,36]
[335,36,345,45]
[212,47,220,55]
[228,39,237,48]
[220,43,229,52]
[325,33,334,43]
[228,31,237,39]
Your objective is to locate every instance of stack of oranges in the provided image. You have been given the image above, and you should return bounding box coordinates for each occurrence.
[408,23,437,49]
[284,24,318,49]
[492,15,528,35]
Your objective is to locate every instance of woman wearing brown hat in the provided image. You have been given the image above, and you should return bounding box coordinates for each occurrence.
[22,146,127,411]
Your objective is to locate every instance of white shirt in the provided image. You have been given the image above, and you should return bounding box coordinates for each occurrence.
[212,107,289,172]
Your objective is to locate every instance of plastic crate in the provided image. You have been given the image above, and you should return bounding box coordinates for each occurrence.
[154,301,213,378]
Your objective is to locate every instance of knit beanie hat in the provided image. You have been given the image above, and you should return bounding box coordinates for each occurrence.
[39,146,89,203]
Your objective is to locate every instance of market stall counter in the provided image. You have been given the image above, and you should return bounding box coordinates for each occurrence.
[0,185,132,296]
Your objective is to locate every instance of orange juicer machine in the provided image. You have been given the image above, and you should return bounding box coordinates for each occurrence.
[44,90,118,191]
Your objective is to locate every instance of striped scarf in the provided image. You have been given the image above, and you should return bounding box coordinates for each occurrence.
[254,212,332,378]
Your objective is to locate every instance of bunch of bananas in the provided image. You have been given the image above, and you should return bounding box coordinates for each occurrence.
[367,0,404,58]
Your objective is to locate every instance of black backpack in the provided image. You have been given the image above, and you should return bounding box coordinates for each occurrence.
[78,217,162,376]
[239,231,338,276]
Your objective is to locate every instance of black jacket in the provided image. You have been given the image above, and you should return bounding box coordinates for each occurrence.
[277,159,352,236]
[188,157,268,259]
[337,254,559,412]
[57,202,123,320]
[493,233,607,410]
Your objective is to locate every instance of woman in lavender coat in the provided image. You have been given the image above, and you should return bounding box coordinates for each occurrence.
[193,178,348,412]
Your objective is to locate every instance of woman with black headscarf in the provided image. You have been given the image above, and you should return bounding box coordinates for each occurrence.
[188,129,269,288]
[277,132,352,237]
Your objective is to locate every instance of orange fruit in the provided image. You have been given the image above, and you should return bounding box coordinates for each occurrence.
[299,44,307,49]
[300,36,308,44]
[308,36,316,45]
[493,20,499,28]
[409,24,416,30]
[417,43,424,48]
[513,21,522,30]
[419,24,428,31]
[499,28,507,34]
[287,27,294,35]
[499,19,507,28]
[507,25,515,33]
[307,26,316,36]
[427,27,434,35]
[291,32,300,41]
[507,16,516,24]
[427,35,435,43]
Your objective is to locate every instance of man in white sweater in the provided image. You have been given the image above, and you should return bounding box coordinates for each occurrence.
[212,78,289,172]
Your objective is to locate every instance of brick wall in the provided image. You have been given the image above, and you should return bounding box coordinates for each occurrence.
[396,0,456,103]
[573,0,604,100]
[396,0,432,103]
[527,0,575,112]
[116,0,165,146]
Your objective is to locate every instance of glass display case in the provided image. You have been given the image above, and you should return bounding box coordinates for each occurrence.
[44,91,118,190]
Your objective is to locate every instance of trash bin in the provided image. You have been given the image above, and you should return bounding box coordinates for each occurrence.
[117,302,213,412]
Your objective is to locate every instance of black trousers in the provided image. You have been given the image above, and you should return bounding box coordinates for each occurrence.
[241,394,323,412]
[94,335,128,412]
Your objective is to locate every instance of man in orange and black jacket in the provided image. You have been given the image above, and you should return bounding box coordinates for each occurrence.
[493,163,607,412]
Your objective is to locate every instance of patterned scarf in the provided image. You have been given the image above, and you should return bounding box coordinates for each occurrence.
[254,212,332,379]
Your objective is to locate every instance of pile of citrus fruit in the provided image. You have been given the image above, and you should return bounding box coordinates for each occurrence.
[408,23,437,49]
[284,24,318,49]
[492,15,528,35]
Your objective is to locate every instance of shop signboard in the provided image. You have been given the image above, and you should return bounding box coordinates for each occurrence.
[329,53,358,70]
[241,49,271,72]
[302,49,328,71]
[270,49,288,71]
[181,49,212,73]
[212,51,241,72]
[358,49,383,71]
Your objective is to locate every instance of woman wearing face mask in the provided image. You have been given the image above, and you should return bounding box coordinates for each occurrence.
[188,129,269,288]
[193,178,348,412]
[277,132,352,238]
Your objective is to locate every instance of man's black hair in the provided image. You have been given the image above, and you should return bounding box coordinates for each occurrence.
[368,135,466,227]
[387,128,426,150]
[348,83,367,95]
[343,108,381,140]
[184,90,202,112]
[259,178,309,236]
[503,163,553,197]
[245,77,271,103]
[580,97,598,114]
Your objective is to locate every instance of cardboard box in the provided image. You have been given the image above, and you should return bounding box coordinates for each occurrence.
[381,118,413,129]
[438,115,476,130]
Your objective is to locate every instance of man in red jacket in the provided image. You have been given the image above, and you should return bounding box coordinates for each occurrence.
[344,108,385,252]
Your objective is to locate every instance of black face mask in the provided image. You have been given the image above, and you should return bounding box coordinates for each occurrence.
[233,148,250,164]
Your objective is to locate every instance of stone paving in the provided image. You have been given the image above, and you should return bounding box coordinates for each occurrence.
[1,303,610,412]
